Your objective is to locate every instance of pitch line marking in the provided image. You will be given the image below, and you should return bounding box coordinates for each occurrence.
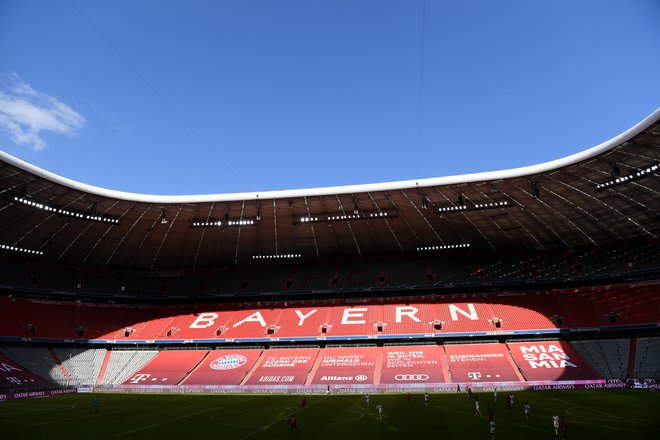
[113,405,223,437]
[238,395,331,440]
[565,405,655,430]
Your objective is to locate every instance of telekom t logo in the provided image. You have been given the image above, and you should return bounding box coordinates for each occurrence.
[129,373,151,383]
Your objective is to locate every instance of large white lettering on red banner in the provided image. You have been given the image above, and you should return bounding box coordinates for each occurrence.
[0,363,22,373]
[295,309,317,326]
[448,304,478,321]
[233,312,266,328]
[395,306,420,323]
[520,344,577,369]
[189,312,219,328]
[342,308,368,325]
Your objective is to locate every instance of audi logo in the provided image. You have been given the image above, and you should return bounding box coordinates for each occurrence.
[394,374,429,381]
[355,375,368,382]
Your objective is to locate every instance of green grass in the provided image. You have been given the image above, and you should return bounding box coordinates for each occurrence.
[1,390,659,439]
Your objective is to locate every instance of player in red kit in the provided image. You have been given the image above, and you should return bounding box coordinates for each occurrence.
[290,413,299,433]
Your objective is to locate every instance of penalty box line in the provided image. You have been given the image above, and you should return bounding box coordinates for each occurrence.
[239,395,331,440]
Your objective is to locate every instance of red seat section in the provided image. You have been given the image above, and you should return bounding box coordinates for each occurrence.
[324,305,381,336]
[0,354,53,390]
[173,310,236,339]
[381,303,436,335]
[123,350,208,385]
[181,349,262,385]
[435,302,493,333]
[380,345,447,384]
[308,347,380,385]
[507,341,600,381]
[272,307,328,337]
[243,348,319,385]
[2,282,659,341]
[445,343,521,382]
[221,309,281,338]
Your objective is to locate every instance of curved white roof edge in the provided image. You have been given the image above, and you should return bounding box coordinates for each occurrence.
[1,108,659,204]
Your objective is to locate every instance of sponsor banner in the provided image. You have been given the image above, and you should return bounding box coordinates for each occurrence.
[0,354,53,390]
[0,388,77,401]
[309,347,379,384]
[380,346,447,384]
[111,380,612,395]
[77,387,93,393]
[243,348,319,385]
[508,341,600,381]
[182,349,262,385]
[445,344,520,382]
[123,350,208,385]
[311,371,374,384]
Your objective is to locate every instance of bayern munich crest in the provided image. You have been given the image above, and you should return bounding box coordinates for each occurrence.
[209,354,248,371]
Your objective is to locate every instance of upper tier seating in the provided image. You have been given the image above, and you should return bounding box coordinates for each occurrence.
[634,336,660,380]
[1,283,658,341]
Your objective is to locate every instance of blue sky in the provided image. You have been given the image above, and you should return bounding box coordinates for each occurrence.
[0,0,659,195]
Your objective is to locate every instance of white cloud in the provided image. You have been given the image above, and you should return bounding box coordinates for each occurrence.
[0,73,85,151]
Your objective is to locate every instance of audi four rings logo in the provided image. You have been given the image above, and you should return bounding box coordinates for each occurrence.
[355,375,368,381]
[394,374,429,381]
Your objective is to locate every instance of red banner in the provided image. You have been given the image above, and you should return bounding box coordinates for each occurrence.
[380,345,447,384]
[445,344,521,382]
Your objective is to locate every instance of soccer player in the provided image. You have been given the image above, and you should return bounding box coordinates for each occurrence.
[93,398,100,411]
[561,416,567,440]
[510,393,515,407]
[406,392,412,404]
[456,384,461,394]
[488,407,494,422]
[489,420,496,440]
[300,396,307,412]
[364,393,370,407]
[493,387,497,402]
[424,392,429,407]
[290,413,299,433]
[474,397,482,416]
[552,413,560,435]
[376,403,384,420]
[468,387,473,400]
[506,394,511,409]
[523,402,530,420]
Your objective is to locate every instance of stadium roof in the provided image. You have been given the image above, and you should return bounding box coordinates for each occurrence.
[1,109,659,270]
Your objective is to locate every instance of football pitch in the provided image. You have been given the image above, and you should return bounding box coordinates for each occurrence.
[1,389,658,439]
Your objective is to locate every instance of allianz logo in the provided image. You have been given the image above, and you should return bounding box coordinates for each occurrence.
[320,375,368,381]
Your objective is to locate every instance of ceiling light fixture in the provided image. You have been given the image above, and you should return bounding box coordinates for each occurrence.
[595,163,660,191]
[416,243,470,251]
[13,197,119,224]
[0,243,44,256]
[296,209,397,224]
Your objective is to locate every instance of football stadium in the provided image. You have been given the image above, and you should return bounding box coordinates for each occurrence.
[2,1,660,439]
[1,108,659,439]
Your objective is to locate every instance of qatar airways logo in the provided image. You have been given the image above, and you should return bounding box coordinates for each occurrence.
[210,354,248,371]
[394,374,429,381]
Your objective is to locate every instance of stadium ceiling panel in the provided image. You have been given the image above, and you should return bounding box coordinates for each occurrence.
[0,109,659,270]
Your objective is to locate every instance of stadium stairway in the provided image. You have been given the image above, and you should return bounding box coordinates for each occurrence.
[177,351,210,385]
[374,349,383,385]
[626,336,637,379]
[504,343,528,381]
[49,349,72,381]
[96,350,113,385]
[440,346,453,383]
[305,350,325,385]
